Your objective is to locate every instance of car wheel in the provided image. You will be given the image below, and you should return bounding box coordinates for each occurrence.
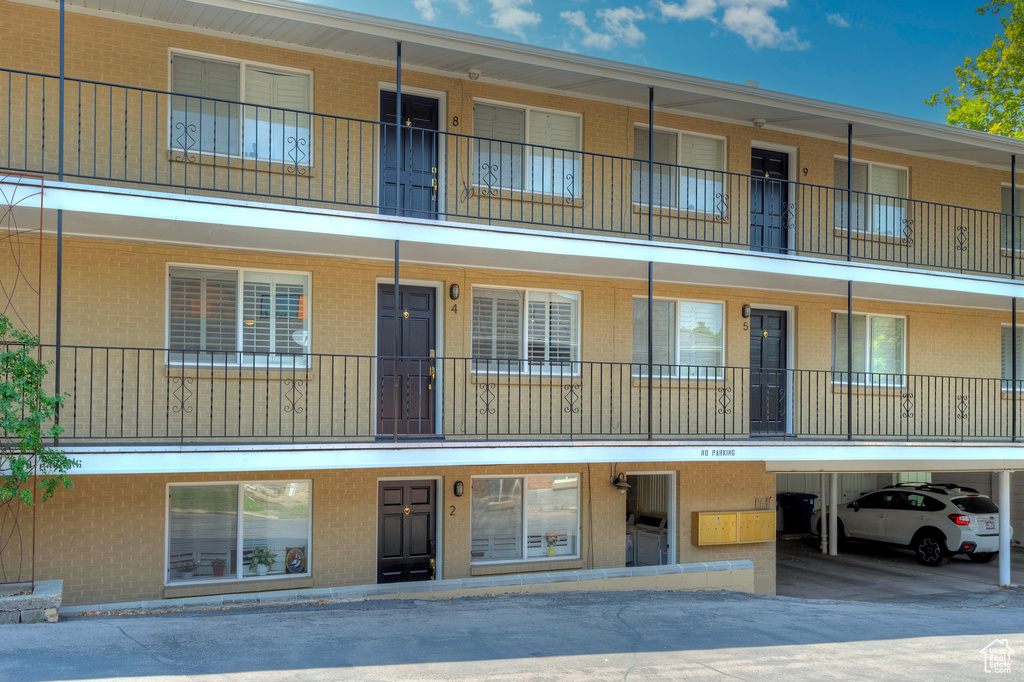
[913,531,948,567]
[969,552,997,564]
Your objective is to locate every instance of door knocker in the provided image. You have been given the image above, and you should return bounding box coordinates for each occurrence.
[403,310,409,319]
[763,330,768,337]
[403,507,410,515]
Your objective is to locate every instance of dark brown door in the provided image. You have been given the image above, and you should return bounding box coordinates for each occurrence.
[378,284,436,436]
[380,91,439,219]
[749,309,787,435]
[750,148,790,253]
[378,479,436,583]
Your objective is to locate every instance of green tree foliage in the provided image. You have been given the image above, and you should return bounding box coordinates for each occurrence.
[927,1,1024,138]
[0,315,78,507]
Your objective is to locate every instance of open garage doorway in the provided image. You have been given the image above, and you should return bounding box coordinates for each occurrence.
[775,471,1021,601]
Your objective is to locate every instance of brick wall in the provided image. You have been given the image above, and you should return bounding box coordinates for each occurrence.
[34,461,774,605]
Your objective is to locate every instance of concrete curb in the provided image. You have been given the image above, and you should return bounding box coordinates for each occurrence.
[64,561,754,617]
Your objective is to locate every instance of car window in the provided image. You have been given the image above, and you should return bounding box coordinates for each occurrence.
[952,496,999,514]
[923,496,946,512]
[853,491,894,509]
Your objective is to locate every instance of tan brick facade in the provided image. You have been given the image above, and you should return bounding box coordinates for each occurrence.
[36,461,774,606]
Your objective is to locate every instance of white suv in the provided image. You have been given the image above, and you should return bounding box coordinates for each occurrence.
[813,483,1007,566]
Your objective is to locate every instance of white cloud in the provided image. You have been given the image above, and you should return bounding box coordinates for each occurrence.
[825,12,849,28]
[562,6,647,50]
[652,0,807,50]
[414,0,439,21]
[413,0,472,22]
[651,0,716,22]
[489,0,542,37]
[720,0,807,50]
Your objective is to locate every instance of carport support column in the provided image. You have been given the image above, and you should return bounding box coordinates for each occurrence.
[999,470,1012,587]
[828,473,838,556]
[819,473,828,554]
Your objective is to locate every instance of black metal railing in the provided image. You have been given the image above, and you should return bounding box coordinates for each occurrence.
[23,345,1023,444]
[1,68,1022,277]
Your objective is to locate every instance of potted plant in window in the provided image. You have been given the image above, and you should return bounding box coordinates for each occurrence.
[179,559,197,580]
[211,557,227,578]
[249,547,277,576]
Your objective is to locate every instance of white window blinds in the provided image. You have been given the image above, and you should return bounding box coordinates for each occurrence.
[471,288,524,368]
[171,56,241,156]
[243,68,311,162]
[168,267,309,365]
[834,160,908,235]
[473,103,525,191]
[241,271,309,359]
[1001,326,1024,381]
[471,288,578,370]
[833,313,904,378]
[678,301,724,369]
[633,128,678,208]
[632,299,675,371]
[168,268,238,361]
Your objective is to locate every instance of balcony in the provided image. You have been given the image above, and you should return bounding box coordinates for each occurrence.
[33,345,1024,445]
[2,69,1023,279]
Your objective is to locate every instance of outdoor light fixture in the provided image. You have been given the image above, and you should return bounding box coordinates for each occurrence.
[752,118,766,129]
[454,481,464,497]
[613,473,631,495]
[742,304,752,318]
[449,283,460,300]
[467,68,481,81]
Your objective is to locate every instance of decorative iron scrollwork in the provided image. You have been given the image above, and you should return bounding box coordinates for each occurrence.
[285,136,309,176]
[283,379,305,414]
[955,226,969,252]
[714,192,730,223]
[956,394,970,421]
[563,173,576,206]
[562,382,581,414]
[783,201,797,230]
[717,385,733,415]
[171,376,195,414]
[173,121,198,163]
[900,217,915,246]
[477,382,497,415]
[900,392,915,419]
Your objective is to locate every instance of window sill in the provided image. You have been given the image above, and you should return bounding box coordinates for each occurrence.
[168,149,316,177]
[467,184,583,207]
[471,371,582,386]
[631,202,723,221]
[830,382,908,395]
[631,377,726,389]
[469,558,583,576]
[832,227,909,245]
[163,574,313,599]
[998,248,1024,259]
[166,364,313,380]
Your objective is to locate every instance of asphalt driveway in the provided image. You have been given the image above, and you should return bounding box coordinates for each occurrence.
[777,536,1024,602]
[2,587,1023,680]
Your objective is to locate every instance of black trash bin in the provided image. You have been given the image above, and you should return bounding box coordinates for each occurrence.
[778,492,818,534]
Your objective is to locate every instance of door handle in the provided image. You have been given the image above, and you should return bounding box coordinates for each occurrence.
[429,558,436,580]
[431,167,438,201]
[428,365,436,390]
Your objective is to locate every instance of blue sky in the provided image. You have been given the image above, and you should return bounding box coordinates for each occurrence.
[313,0,1001,124]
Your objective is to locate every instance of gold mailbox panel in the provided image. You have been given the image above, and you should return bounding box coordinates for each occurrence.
[692,510,776,546]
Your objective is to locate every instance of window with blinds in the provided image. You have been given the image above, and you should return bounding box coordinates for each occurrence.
[833,160,908,236]
[832,312,905,383]
[168,266,310,366]
[632,299,723,377]
[1000,325,1024,385]
[171,53,312,162]
[472,102,581,197]
[632,127,725,213]
[471,287,579,373]
[999,186,1024,250]
[171,55,241,156]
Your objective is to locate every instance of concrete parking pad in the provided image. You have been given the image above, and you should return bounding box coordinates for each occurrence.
[2,589,1023,680]
[777,537,1024,602]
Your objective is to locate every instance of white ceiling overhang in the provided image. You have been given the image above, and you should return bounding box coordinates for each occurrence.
[16,0,1024,170]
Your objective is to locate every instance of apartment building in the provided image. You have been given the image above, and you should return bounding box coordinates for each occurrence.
[0,0,1021,606]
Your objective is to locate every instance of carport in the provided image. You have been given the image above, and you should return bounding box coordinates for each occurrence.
[769,451,1020,590]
